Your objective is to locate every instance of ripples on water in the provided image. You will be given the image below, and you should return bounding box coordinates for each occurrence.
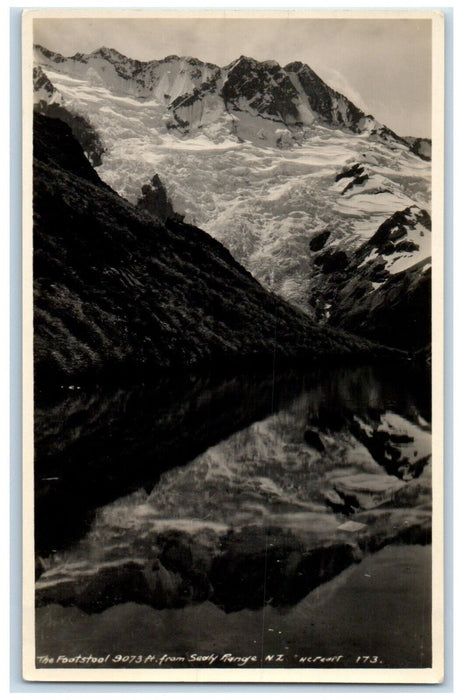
[34,362,432,668]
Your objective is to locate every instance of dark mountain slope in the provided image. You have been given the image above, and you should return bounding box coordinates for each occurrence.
[33,113,394,385]
[328,258,431,352]
[307,206,431,352]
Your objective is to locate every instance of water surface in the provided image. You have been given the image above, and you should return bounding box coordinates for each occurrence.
[35,362,432,669]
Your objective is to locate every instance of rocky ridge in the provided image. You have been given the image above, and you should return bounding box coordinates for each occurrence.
[34,44,413,149]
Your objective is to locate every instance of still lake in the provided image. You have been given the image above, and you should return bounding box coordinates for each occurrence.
[34,361,432,669]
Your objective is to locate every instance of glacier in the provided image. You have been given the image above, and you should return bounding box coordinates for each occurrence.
[33,45,431,327]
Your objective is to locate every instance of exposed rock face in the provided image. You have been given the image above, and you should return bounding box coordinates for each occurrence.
[366,207,431,253]
[285,60,364,128]
[222,56,301,124]
[314,250,349,274]
[34,44,411,149]
[309,206,432,351]
[136,174,176,223]
[335,162,370,193]
[34,113,388,385]
[309,230,331,252]
[404,136,432,161]
[33,65,59,102]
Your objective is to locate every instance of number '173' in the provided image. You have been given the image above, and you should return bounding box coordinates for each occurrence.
[356,656,380,664]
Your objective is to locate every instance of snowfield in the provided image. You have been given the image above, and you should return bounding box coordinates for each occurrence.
[35,58,431,311]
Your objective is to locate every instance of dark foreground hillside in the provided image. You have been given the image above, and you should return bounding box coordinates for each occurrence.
[33,114,393,386]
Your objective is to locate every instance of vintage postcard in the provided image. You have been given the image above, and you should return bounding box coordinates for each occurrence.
[22,9,445,683]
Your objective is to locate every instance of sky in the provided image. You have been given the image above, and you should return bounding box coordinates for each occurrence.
[34,16,432,137]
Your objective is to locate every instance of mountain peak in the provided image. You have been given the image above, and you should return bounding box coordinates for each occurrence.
[225,55,258,70]
[33,44,420,150]
[227,56,282,72]
[91,46,129,62]
[261,59,281,69]
[284,60,303,72]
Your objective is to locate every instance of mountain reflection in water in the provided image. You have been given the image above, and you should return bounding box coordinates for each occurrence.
[35,362,432,668]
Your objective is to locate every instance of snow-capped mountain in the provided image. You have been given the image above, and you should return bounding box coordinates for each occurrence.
[33,44,432,350]
[34,44,409,143]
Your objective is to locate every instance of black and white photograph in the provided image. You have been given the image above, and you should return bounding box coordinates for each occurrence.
[22,9,444,683]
